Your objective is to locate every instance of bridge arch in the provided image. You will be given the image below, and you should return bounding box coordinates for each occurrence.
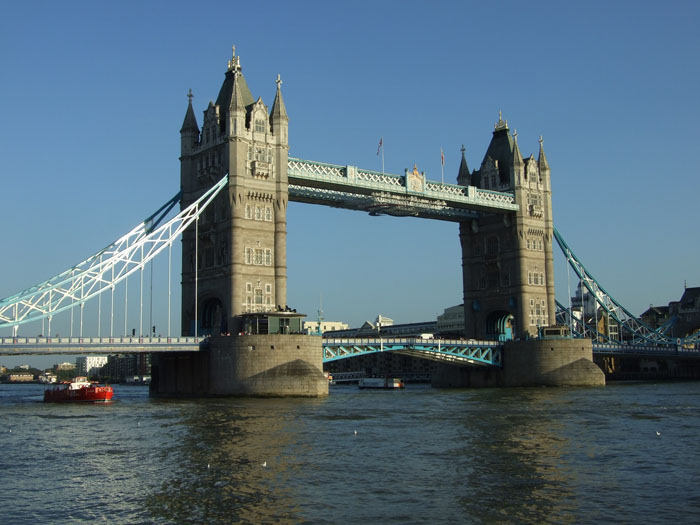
[200,296,227,335]
[485,310,514,341]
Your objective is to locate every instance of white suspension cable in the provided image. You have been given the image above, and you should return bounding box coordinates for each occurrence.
[0,174,228,330]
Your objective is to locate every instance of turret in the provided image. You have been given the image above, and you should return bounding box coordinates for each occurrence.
[457,145,471,186]
[180,89,199,156]
[270,74,288,144]
[511,130,524,186]
[538,136,550,180]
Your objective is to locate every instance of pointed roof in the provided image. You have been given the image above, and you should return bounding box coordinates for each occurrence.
[482,112,514,184]
[680,287,700,309]
[270,74,288,121]
[215,47,255,117]
[512,130,523,167]
[180,89,199,133]
[457,145,470,185]
[538,136,550,171]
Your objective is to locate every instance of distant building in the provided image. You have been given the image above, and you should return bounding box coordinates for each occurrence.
[302,320,349,335]
[76,356,108,377]
[8,373,34,382]
[18,364,30,370]
[672,287,700,337]
[568,282,621,341]
[641,286,700,338]
[324,315,436,338]
[55,362,76,371]
[136,354,151,377]
[639,306,671,330]
[436,305,465,337]
[38,372,57,384]
[104,354,151,382]
[375,315,394,328]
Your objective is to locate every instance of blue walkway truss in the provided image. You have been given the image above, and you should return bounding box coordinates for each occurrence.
[322,337,502,367]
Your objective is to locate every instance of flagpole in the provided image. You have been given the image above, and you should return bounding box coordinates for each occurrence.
[382,143,385,175]
[440,147,444,184]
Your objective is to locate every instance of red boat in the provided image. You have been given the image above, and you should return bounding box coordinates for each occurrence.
[44,377,114,403]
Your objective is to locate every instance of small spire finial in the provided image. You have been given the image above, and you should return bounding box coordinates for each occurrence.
[276,73,282,89]
[539,135,544,146]
[187,89,193,103]
[461,144,466,154]
[513,129,518,141]
[227,45,241,72]
[495,110,508,130]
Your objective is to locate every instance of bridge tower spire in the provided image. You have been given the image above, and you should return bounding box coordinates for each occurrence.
[458,114,555,340]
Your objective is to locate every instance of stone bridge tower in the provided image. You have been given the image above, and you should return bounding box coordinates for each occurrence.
[179,48,289,336]
[458,114,555,339]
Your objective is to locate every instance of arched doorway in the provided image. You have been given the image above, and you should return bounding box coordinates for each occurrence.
[201,297,227,335]
[486,311,514,341]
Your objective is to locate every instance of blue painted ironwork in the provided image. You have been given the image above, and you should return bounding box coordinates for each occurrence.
[593,342,700,358]
[322,337,502,367]
[553,227,700,346]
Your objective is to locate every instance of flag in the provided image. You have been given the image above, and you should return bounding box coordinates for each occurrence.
[377,137,383,156]
[441,147,445,166]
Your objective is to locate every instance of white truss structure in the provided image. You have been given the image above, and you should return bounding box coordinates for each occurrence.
[0,175,229,333]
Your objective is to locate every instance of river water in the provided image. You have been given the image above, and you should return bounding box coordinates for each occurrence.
[1,381,699,524]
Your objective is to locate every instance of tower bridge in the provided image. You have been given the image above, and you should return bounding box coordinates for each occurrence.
[1,48,698,394]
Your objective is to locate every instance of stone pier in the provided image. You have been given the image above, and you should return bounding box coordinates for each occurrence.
[432,338,605,388]
[150,334,328,397]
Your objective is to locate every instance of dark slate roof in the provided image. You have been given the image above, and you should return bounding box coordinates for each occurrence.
[180,97,199,133]
[482,127,514,185]
[640,305,670,318]
[215,69,255,117]
[680,287,700,309]
[457,147,470,185]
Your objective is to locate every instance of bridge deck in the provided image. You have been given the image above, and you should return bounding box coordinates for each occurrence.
[0,336,204,355]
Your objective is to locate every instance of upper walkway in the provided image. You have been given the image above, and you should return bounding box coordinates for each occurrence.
[287,157,518,221]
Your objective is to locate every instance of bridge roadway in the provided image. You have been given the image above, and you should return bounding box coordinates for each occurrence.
[2,336,697,362]
[0,335,502,364]
[0,336,204,355]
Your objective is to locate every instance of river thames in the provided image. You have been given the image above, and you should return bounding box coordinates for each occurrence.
[1,381,699,523]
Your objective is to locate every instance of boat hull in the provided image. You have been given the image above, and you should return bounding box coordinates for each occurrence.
[358,377,405,389]
[44,384,114,403]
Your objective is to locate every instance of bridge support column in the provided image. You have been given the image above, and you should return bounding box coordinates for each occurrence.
[150,334,328,397]
[432,338,605,388]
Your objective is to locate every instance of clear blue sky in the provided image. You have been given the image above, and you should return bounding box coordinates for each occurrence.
[1,1,699,367]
